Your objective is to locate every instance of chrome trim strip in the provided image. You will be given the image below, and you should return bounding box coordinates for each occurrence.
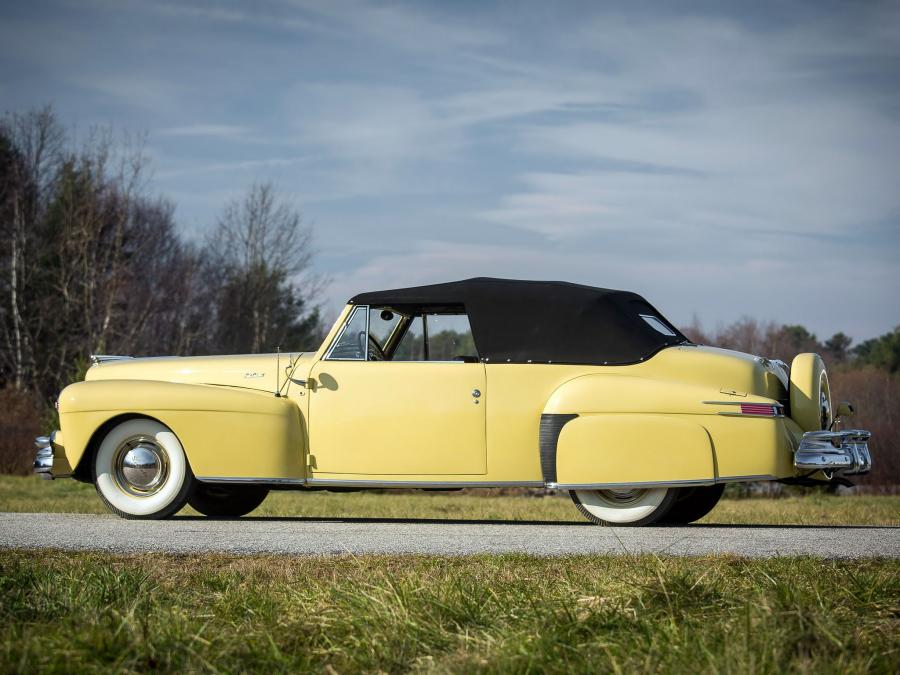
[718,412,785,418]
[197,476,308,486]
[552,478,715,490]
[306,479,545,489]
[715,474,778,483]
[551,474,777,490]
[702,400,779,406]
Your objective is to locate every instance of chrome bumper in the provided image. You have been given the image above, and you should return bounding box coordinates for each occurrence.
[33,433,57,479]
[794,429,872,476]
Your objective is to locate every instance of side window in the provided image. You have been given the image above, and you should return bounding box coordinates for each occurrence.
[426,313,477,360]
[392,312,478,362]
[393,316,425,360]
[326,306,368,360]
[368,308,401,348]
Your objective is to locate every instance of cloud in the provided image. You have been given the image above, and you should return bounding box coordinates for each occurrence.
[286,0,503,53]
[477,10,900,245]
[6,0,897,341]
[157,124,252,138]
[326,235,900,341]
[156,156,311,179]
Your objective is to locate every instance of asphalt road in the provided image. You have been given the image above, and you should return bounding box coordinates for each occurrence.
[2,512,898,558]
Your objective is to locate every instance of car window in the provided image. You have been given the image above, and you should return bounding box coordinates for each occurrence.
[326,306,368,360]
[426,314,477,360]
[392,312,478,362]
[393,315,425,360]
[639,313,677,337]
[368,308,401,348]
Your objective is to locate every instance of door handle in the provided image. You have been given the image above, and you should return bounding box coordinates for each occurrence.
[472,389,481,398]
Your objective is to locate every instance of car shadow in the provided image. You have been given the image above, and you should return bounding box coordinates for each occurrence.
[173,515,591,526]
[170,515,897,529]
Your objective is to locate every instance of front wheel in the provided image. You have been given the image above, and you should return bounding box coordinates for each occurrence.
[189,483,269,518]
[570,487,679,526]
[93,418,193,520]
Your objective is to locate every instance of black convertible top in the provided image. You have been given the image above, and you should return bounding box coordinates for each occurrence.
[350,277,686,366]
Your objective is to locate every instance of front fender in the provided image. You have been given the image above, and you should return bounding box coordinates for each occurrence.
[58,380,305,480]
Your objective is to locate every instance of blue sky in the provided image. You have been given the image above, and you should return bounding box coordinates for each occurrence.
[2,0,899,341]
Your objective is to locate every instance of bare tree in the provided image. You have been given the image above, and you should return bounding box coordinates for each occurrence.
[207,183,324,353]
[0,107,64,390]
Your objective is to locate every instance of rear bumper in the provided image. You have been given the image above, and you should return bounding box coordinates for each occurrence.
[794,429,872,476]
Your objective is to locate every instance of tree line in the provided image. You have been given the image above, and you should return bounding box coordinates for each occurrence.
[0,106,324,411]
[681,317,900,373]
[0,106,896,485]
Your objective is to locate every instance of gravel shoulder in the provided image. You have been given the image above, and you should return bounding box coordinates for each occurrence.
[2,512,898,558]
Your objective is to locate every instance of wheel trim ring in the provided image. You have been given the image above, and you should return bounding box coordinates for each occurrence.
[575,487,669,524]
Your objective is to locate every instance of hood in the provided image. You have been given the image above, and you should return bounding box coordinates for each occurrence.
[84,352,313,393]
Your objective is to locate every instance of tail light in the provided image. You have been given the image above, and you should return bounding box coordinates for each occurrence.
[740,403,783,417]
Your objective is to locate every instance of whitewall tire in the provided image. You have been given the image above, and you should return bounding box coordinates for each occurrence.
[93,418,193,519]
[570,487,679,526]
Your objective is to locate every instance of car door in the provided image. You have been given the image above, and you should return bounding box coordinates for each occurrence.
[307,305,487,476]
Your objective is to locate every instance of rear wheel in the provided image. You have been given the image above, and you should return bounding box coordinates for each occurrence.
[659,484,725,524]
[189,483,269,518]
[93,418,193,520]
[570,487,679,526]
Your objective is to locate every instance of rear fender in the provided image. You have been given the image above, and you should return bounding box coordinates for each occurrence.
[543,373,715,416]
[541,374,717,487]
[553,413,716,488]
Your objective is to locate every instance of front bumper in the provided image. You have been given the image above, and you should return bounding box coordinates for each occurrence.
[33,432,62,479]
[794,429,872,476]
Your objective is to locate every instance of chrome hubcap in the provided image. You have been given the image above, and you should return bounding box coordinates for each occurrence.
[113,436,168,496]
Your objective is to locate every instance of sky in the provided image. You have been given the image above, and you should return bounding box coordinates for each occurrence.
[2,0,899,342]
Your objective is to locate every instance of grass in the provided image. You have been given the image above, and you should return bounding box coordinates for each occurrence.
[1,550,898,673]
[1,475,899,525]
[3,480,897,672]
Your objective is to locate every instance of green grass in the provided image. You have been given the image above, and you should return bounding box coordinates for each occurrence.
[1,550,897,673]
[1,475,898,525]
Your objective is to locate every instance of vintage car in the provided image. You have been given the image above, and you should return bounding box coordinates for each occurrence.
[34,278,872,525]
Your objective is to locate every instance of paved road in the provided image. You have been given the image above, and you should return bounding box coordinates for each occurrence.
[1,512,897,558]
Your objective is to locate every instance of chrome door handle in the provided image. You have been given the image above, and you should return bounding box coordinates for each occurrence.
[472,389,481,398]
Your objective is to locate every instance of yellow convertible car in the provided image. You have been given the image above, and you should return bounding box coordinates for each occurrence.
[34,278,871,525]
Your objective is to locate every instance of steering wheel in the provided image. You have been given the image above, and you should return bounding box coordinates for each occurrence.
[357,331,385,361]
[367,335,385,361]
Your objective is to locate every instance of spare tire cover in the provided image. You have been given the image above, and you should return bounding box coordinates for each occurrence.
[789,353,832,432]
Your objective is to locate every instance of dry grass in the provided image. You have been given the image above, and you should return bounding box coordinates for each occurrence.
[1,550,897,673]
[1,475,898,526]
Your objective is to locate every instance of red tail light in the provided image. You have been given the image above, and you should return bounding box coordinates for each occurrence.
[740,403,782,416]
